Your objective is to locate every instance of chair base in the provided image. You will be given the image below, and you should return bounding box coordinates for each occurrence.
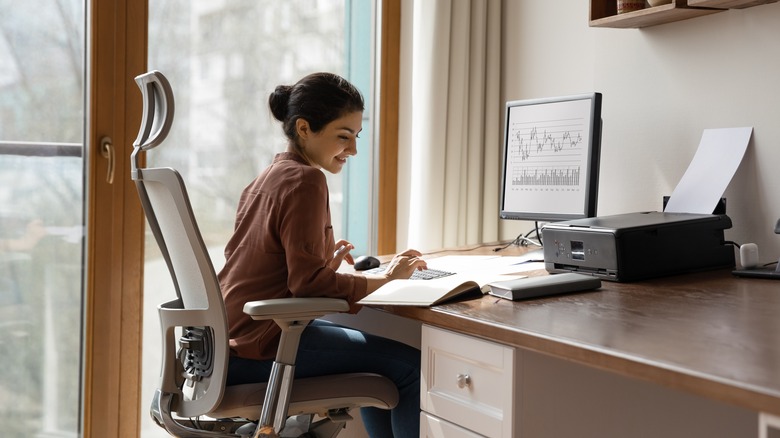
[152,390,350,438]
[152,390,253,437]
[236,414,347,438]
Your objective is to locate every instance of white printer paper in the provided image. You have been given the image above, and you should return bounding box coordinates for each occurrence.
[664,127,752,214]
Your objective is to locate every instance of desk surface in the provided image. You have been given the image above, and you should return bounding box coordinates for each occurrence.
[374,245,780,416]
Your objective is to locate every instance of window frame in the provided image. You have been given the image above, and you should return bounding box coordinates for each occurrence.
[377,0,401,255]
[83,0,147,436]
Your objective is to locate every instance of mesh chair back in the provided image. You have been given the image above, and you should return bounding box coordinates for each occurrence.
[132,71,228,418]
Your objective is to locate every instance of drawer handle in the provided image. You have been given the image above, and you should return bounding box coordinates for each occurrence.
[456,373,471,389]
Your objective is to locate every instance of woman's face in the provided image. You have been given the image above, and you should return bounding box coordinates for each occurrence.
[296,110,363,174]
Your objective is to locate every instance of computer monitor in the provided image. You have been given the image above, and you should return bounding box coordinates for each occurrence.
[499,92,602,223]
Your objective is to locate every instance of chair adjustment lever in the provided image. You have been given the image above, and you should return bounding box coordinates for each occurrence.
[179,336,204,350]
[326,409,354,422]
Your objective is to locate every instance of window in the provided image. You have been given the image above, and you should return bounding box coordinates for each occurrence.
[0,1,85,436]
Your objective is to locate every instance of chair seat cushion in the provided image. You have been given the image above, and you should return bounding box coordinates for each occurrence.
[212,372,399,420]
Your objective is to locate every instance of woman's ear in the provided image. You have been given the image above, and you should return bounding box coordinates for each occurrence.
[296,118,310,142]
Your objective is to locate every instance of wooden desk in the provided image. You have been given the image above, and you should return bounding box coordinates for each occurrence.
[365,246,780,436]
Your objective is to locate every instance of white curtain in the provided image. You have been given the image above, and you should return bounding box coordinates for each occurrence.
[404,0,502,251]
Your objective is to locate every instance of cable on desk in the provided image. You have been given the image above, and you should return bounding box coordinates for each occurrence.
[493,223,543,252]
[422,242,507,256]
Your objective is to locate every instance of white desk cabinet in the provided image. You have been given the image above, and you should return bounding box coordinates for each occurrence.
[420,325,517,437]
[419,324,756,438]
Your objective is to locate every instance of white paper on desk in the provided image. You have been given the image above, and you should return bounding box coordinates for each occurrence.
[664,127,752,214]
[425,255,537,275]
[424,255,500,272]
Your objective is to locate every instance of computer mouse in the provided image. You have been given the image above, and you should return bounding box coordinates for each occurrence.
[354,255,381,271]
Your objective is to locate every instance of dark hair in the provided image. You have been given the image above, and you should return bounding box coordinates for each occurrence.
[268,72,364,144]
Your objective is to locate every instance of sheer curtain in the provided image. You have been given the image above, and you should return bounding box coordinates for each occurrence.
[400,0,502,251]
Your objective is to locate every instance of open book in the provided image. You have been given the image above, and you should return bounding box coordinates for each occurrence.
[357,255,540,307]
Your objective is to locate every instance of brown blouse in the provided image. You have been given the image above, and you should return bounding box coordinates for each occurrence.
[218,152,368,360]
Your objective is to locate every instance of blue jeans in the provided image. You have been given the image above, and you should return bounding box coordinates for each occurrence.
[227,320,420,438]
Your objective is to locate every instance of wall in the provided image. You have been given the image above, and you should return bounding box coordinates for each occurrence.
[500,0,780,261]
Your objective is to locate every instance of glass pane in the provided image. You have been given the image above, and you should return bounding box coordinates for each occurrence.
[0,1,85,437]
[143,1,372,436]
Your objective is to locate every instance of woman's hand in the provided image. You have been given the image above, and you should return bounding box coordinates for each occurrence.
[361,248,427,295]
[382,249,428,280]
[328,239,354,270]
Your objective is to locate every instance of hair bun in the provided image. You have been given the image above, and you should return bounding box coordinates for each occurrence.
[268,85,293,121]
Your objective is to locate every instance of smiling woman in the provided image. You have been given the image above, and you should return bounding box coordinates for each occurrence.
[143,1,379,436]
[219,71,426,438]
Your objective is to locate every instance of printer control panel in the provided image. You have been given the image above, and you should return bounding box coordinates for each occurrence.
[543,228,619,279]
[570,240,585,261]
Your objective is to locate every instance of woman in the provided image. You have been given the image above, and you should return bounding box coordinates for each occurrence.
[219,72,426,437]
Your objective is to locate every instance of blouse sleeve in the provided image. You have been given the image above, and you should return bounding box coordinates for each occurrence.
[278,170,367,304]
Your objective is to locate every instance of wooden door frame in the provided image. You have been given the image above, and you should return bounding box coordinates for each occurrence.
[377,0,402,255]
[82,0,147,436]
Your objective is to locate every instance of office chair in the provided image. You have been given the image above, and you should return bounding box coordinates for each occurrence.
[132,70,399,438]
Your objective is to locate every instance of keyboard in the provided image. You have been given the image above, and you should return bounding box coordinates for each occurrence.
[364,265,455,281]
[409,268,456,280]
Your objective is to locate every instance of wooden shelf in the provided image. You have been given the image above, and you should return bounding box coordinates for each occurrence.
[590,0,722,28]
[688,0,778,8]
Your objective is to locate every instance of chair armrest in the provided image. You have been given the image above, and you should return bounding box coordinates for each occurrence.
[243,297,350,321]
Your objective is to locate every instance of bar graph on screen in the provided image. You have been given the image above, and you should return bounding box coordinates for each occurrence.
[512,165,581,187]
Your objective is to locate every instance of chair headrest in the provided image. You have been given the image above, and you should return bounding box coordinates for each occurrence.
[133,70,175,152]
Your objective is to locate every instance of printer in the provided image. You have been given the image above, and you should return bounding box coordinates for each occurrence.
[542,211,735,282]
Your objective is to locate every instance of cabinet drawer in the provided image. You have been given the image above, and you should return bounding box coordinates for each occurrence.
[761,412,780,438]
[421,412,485,438]
[421,325,515,438]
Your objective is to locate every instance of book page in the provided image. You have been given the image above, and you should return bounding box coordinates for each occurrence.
[358,274,479,306]
[358,256,534,306]
[429,255,539,288]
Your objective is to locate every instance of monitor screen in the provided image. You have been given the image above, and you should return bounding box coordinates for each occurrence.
[499,92,602,222]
